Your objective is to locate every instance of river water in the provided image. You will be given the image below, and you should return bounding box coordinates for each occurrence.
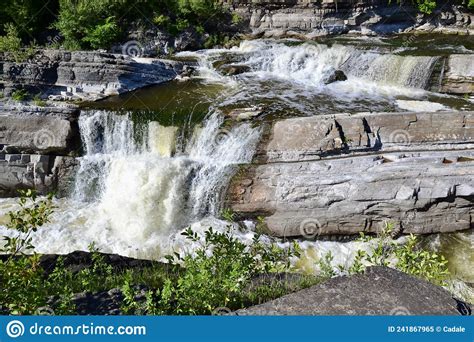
[0,38,473,302]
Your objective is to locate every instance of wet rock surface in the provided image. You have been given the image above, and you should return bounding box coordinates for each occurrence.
[227,111,474,237]
[235,267,469,315]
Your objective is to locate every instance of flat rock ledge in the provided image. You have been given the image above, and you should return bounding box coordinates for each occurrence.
[235,267,470,316]
[1,50,184,102]
[226,111,474,237]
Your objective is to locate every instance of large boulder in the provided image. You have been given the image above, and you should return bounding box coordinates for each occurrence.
[235,267,469,315]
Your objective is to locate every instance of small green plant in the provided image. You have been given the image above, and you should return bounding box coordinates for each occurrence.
[33,94,46,107]
[348,222,450,285]
[0,23,21,53]
[11,89,29,102]
[220,208,235,222]
[160,227,301,314]
[317,251,336,278]
[231,13,242,25]
[76,243,113,292]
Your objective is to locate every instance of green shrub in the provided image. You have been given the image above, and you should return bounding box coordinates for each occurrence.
[350,223,450,286]
[0,23,21,53]
[11,89,29,101]
[469,0,474,10]
[158,227,301,314]
[33,94,47,107]
[82,16,119,49]
[0,190,56,314]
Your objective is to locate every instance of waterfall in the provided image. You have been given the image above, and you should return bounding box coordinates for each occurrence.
[235,40,439,89]
[70,110,261,249]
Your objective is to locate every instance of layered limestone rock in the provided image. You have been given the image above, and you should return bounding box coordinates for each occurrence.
[231,0,474,36]
[441,54,474,94]
[226,111,474,237]
[1,50,183,101]
[0,105,80,197]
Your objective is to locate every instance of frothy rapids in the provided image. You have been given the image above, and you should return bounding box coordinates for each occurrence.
[0,110,261,259]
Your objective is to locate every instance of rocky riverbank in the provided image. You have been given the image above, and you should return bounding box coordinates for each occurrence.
[227,111,474,237]
[230,0,474,38]
[0,50,185,102]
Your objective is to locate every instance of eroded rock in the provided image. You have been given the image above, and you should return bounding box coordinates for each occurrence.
[235,267,467,315]
[227,111,474,237]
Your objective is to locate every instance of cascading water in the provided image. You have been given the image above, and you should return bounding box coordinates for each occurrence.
[0,109,261,259]
[177,39,470,116]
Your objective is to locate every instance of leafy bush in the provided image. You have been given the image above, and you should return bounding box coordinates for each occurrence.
[54,0,125,49]
[0,23,21,53]
[82,16,119,50]
[0,190,57,314]
[350,223,450,286]
[159,227,302,314]
[11,89,29,101]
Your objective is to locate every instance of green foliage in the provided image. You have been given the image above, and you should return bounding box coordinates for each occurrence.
[177,0,221,18]
[415,0,437,14]
[317,251,336,278]
[54,0,124,49]
[348,223,450,286]
[394,234,449,286]
[0,190,59,314]
[4,190,53,256]
[469,0,474,10]
[158,227,301,314]
[33,94,46,107]
[82,16,119,50]
[220,208,235,222]
[0,23,21,53]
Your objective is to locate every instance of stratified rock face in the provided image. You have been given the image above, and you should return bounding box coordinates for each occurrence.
[226,111,474,237]
[442,55,474,95]
[1,50,183,101]
[231,0,474,36]
[235,267,464,315]
[0,105,80,154]
[0,105,80,197]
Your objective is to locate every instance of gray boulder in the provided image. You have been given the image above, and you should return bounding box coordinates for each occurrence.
[235,267,467,315]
